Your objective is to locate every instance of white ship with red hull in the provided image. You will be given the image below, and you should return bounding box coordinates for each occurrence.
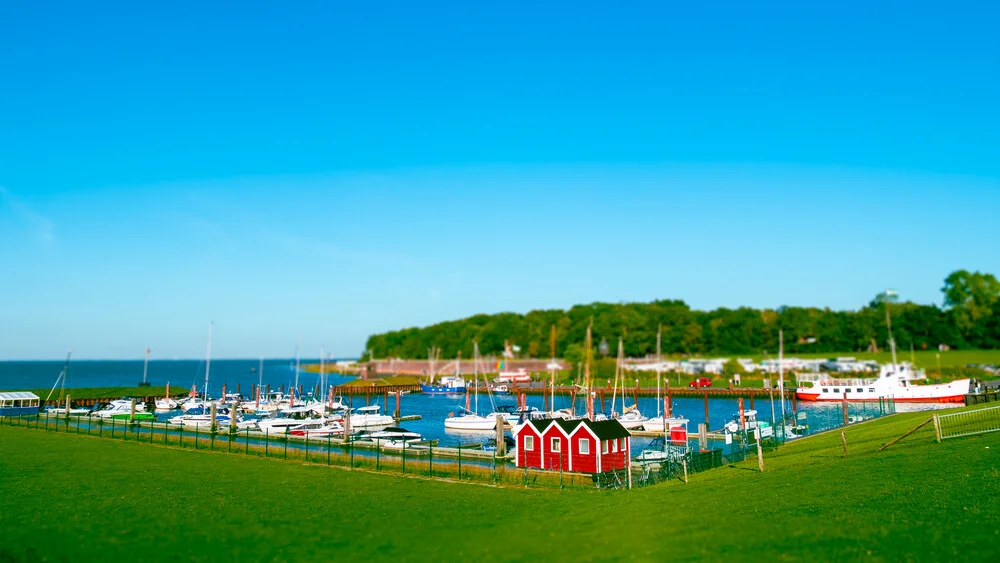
[796,362,969,403]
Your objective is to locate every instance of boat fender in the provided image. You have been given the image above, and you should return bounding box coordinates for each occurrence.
[448,412,454,417]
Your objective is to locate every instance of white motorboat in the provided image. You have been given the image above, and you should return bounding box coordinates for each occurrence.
[348,405,394,428]
[616,408,649,430]
[155,398,178,411]
[92,399,154,420]
[368,426,422,446]
[257,406,323,435]
[46,406,93,416]
[723,410,774,439]
[486,404,544,426]
[289,420,344,437]
[643,415,689,433]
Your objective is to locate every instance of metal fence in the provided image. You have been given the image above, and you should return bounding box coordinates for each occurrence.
[0,413,663,491]
[1,399,898,491]
[936,405,1000,440]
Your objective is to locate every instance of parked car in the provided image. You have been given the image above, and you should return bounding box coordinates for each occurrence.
[688,377,712,388]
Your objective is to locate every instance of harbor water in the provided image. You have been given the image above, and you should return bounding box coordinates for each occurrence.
[1,359,953,456]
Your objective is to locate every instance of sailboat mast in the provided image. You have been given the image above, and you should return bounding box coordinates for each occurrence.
[611,336,625,414]
[204,322,213,401]
[61,349,70,396]
[142,346,149,384]
[550,325,556,413]
[656,324,662,417]
[886,302,898,368]
[584,323,593,418]
[473,342,480,414]
[778,329,786,427]
[320,346,325,402]
[294,336,301,398]
[46,350,72,403]
[258,357,263,394]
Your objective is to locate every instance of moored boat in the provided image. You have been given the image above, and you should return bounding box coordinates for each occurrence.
[421,376,467,394]
[92,399,155,420]
[348,405,394,428]
[289,420,344,437]
[368,426,422,446]
[796,363,970,403]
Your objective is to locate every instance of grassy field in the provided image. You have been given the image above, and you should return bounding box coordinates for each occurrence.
[2,406,999,561]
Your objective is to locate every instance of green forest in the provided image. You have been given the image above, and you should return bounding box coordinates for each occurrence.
[363,270,1000,361]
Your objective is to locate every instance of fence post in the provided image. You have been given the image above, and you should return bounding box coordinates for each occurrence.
[305,433,309,461]
[375,440,379,471]
[350,438,354,469]
[195,423,200,449]
[179,423,183,447]
[841,430,848,458]
[284,434,288,460]
[111,417,116,439]
[933,414,942,442]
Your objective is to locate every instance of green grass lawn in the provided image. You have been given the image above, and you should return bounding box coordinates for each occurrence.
[2,407,999,562]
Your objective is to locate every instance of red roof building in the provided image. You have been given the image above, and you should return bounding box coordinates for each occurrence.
[513,418,631,474]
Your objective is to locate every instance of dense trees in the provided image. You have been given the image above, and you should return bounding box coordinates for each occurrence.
[363,271,1000,359]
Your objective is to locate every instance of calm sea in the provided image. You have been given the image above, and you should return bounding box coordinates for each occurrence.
[0,358,354,395]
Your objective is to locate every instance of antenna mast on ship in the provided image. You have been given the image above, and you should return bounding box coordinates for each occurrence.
[884,290,899,369]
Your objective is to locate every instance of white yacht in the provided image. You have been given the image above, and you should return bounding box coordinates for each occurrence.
[348,405,394,429]
[257,406,323,435]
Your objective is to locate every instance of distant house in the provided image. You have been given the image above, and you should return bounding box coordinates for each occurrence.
[513,418,631,474]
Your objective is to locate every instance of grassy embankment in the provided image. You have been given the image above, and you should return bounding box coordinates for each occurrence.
[1,404,998,561]
[307,350,1000,390]
[0,385,189,403]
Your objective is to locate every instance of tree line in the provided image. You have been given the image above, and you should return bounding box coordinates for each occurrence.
[363,270,1000,361]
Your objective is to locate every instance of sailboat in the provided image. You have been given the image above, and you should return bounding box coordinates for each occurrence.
[44,351,90,416]
[445,343,498,430]
[642,326,674,432]
[611,337,648,429]
[421,348,467,394]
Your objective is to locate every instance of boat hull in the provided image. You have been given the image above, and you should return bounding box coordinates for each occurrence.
[796,392,966,403]
[420,384,466,394]
[444,417,497,430]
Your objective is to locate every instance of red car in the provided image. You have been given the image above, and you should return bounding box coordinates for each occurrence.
[688,377,712,388]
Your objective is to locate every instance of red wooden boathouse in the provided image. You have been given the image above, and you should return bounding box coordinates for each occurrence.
[513,418,631,473]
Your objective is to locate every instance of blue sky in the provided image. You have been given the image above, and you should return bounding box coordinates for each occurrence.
[1,2,998,360]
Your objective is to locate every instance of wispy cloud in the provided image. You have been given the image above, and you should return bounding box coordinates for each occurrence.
[0,187,56,245]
